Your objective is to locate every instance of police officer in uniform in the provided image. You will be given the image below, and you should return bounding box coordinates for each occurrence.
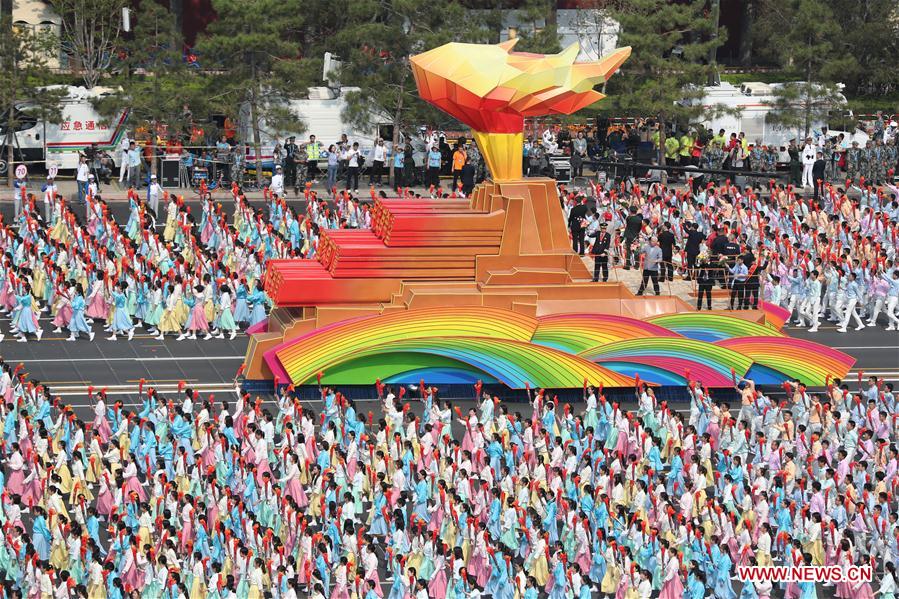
[568,198,589,256]
[283,137,299,189]
[846,141,861,184]
[588,222,611,282]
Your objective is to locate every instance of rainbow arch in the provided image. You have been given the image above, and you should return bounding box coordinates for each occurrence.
[262,306,855,389]
[716,337,856,386]
[532,313,680,353]
[579,337,755,387]
[269,306,537,384]
[293,337,635,388]
[647,313,785,342]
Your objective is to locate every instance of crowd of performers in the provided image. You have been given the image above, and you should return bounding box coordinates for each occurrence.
[565,179,898,331]
[5,172,898,341]
[0,365,895,599]
[0,185,291,343]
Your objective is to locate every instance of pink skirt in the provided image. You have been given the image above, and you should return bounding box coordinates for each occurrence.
[96,489,115,516]
[21,479,43,507]
[427,568,445,599]
[86,294,108,319]
[6,470,24,496]
[121,565,143,593]
[329,584,350,599]
[122,476,146,502]
[285,478,308,509]
[659,576,685,599]
[189,303,209,332]
[93,416,112,444]
[52,304,72,327]
[180,519,193,552]
[468,553,490,588]
[255,457,272,485]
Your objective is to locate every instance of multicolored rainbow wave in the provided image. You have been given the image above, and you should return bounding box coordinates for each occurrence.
[263,308,855,388]
[647,313,784,342]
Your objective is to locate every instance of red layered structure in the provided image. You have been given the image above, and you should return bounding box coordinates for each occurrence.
[265,197,507,306]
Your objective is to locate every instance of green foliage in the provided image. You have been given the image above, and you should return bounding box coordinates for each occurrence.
[721,71,803,86]
[196,0,318,178]
[506,0,560,55]
[50,0,127,88]
[752,0,899,101]
[334,0,495,143]
[752,0,851,140]
[603,0,724,123]
[94,0,205,136]
[763,81,845,140]
[0,17,66,183]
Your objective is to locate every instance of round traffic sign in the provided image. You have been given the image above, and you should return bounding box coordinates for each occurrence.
[48,165,58,179]
[14,164,27,179]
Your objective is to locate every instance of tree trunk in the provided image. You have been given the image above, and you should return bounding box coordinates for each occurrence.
[803,80,811,140]
[6,74,15,188]
[249,91,264,186]
[737,0,753,66]
[657,115,667,184]
[657,117,666,166]
[389,79,404,188]
[707,0,721,85]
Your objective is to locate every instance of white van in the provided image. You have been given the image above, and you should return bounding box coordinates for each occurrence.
[682,81,868,148]
[0,85,128,174]
[239,86,393,170]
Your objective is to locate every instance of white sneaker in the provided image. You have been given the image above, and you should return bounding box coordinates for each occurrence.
[86,318,94,324]
[89,331,95,341]
[176,333,186,341]
[855,324,865,331]
[16,336,26,343]
[887,326,896,331]
[808,327,818,333]
[67,335,76,341]
[229,331,237,340]
[188,333,197,340]
[866,321,876,327]
[127,329,134,341]
[52,327,62,333]
[216,333,225,339]
[0,334,4,343]
[107,334,117,341]
[837,327,847,333]
[154,334,164,341]
[35,329,43,341]
[203,333,213,340]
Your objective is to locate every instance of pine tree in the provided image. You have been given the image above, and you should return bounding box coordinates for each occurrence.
[94,0,205,159]
[0,16,66,185]
[753,0,845,139]
[603,0,725,166]
[196,0,317,183]
[50,0,127,88]
[334,0,494,182]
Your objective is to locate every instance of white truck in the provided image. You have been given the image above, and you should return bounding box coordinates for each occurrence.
[683,81,869,148]
[0,85,128,175]
[239,86,394,171]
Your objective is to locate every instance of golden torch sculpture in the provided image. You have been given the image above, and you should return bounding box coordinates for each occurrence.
[410,39,630,181]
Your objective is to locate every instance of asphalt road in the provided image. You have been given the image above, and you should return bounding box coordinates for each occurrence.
[0,310,893,411]
[2,179,896,404]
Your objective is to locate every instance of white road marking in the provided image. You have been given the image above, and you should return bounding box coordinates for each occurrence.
[6,355,245,364]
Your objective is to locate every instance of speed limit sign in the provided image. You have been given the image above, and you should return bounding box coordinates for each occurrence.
[14,164,27,179]
[48,165,58,179]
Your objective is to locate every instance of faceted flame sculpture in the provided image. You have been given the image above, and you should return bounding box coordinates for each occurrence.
[410,39,630,180]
